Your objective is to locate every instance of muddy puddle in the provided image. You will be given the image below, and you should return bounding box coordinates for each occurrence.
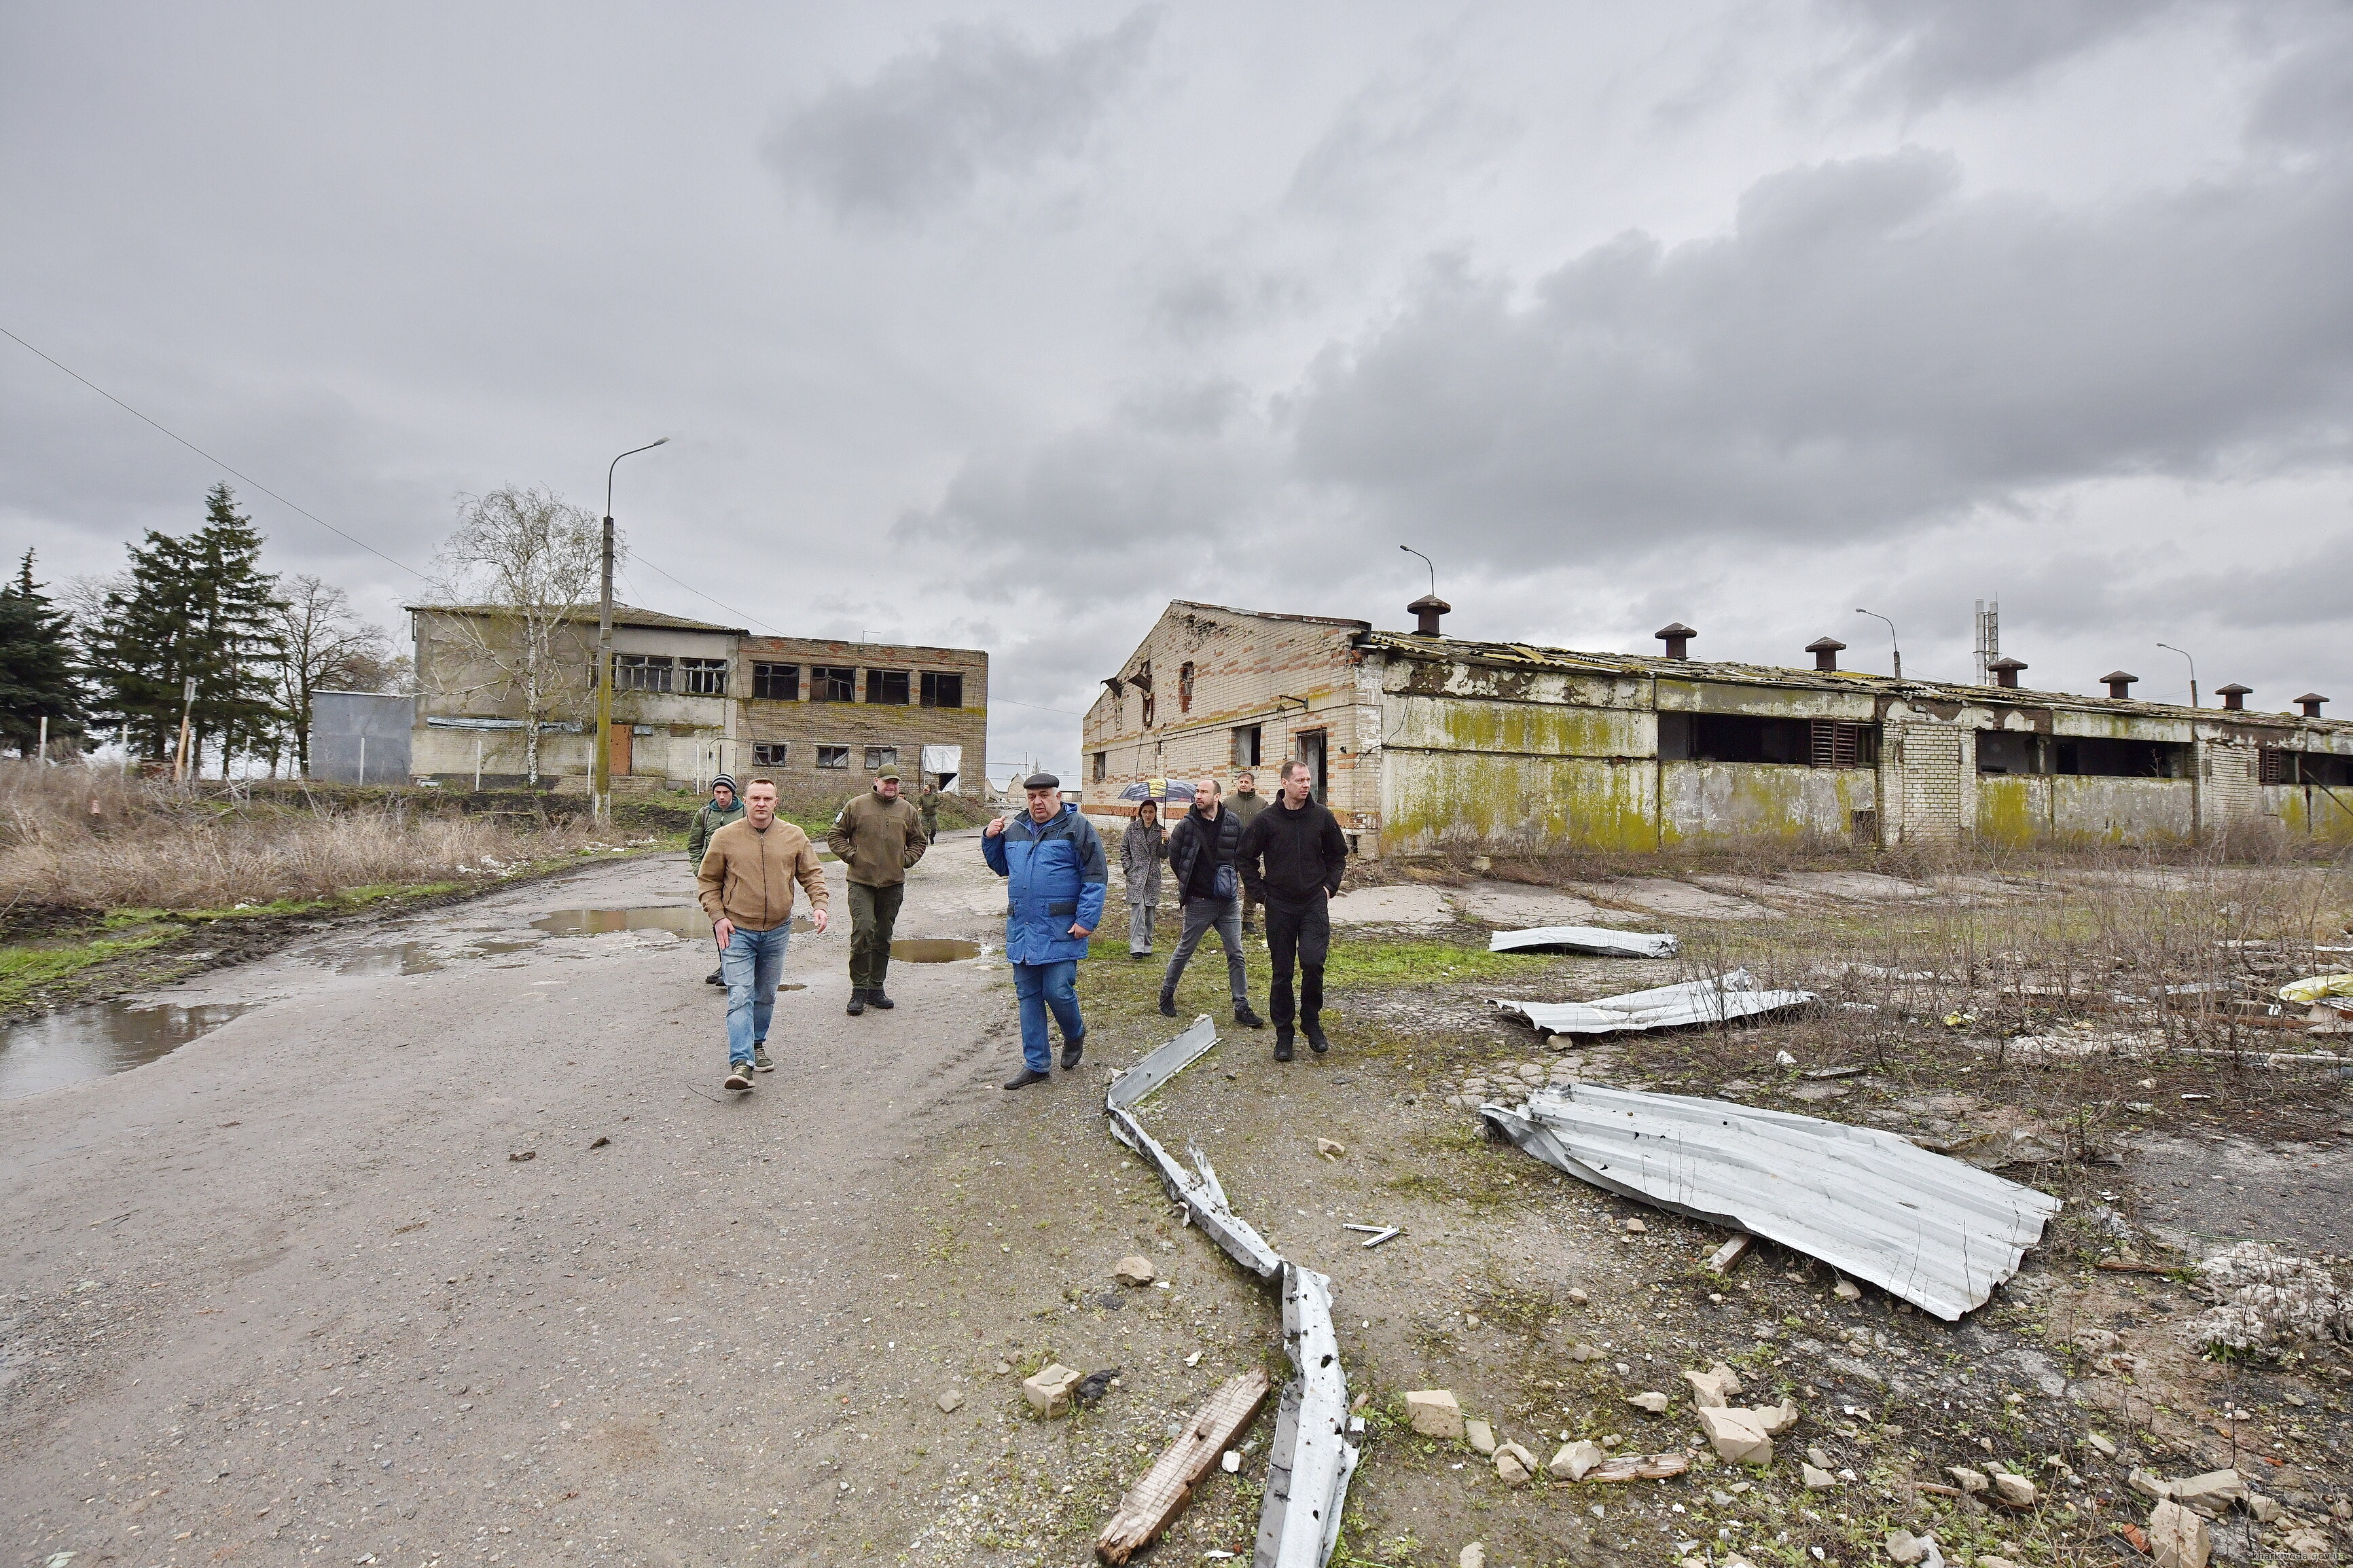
[1,1002,253,1099]
[890,938,982,963]
[331,941,445,977]
[533,908,818,939]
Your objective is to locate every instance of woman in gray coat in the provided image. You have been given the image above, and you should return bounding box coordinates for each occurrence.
[1120,798,1168,959]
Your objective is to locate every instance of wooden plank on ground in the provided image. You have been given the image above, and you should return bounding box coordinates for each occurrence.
[1096,1369,1271,1564]
[1582,1450,1692,1484]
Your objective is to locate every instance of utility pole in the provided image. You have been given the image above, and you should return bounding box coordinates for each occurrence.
[173,675,197,783]
[2158,643,2199,708]
[1854,608,1903,682]
[594,438,668,823]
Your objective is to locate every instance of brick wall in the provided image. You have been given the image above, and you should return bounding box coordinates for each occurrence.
[1895,722,1968,842]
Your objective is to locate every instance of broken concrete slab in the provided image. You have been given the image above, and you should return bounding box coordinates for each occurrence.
[1566,878,1782,921]
[1683,1364,1742,1408]
[1626,1391,1670,1414]
[1548,1440,1604,1480]
[1325,884,1454,928]
[1095,1368,1271,1565]
[1481,1084,2061,1320]
[1694,1405,1774,1465]
[1579,1451,1692,1484]
[2169,1469,2247,1518]
[1464,1417,1496,1455]
[2148,1499,2211,1568]
[1487,925,1679,960]
[1404,1389,1464,1440]
[1113,1255,1159,1287]
[1024,1363,1084,1417]
[937,1387,965,1413]
[1494,1441,1537,1484]
[1446,882,1603,928]
[1990,1472,2036,1507]
[1802,1463,1837,1489]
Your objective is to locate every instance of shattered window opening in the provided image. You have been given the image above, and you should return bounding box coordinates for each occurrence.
[751,663,800,701]
[680,657,729,696]
[810,666,856,703]
[816,746,849,769]
[1662,713,1879,767]
[2261,745,2353,786]
[863,746,897,771]
[865,670,910,706]
[1178,662,1195,714]
[752,742,788,767]
[918,671,963,708]
[613,654,673,693]
[1091,751,1107,782]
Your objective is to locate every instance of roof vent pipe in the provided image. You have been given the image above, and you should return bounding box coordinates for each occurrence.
[1407,594,1451,637]
[2296,693,2327,718]
[2216,682,2251,712]
[1987,657,2026,690]
[1653,622,1695,659]
[1804,636,1847,672]
[2103,671,2138,699]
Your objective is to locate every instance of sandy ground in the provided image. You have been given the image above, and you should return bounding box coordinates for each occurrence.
[0,829,1049,1566]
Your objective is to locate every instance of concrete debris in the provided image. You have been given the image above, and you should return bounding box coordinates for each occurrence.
[2191,1240,2353,1351]
[1990,1472,2037,1508]
[1754,1402,1799,1437]
[1025,1363,1084,1418]
[1568,1343,1602,1361]
[1464,1417,1496,1455]
[2129,1467,2174,1501]
[1623,1217,1647,1233]
[1694,1406,1777,1465]
[1802,1463,1837,1489]
[2248,1492,2281,1523]
[1579,1451,1691,1484]
[2168,1469,2247,1518]
[1490,968,1814,1037]
[1488,925,1678,960]
[993,1359,1013,1376]
[2281,1527,2333,1558]
[1705,1234,1754,1274]
[1548,1440,1604,1480]
[1315,1139,1346,1158]
[1252,1264,1359,1568]
[1095,1369,1271,1565]
[1626,1391,1670,1414]
[1404,1389,1464,1440]
[2147,1499,2211,1568]
[1458,1545,1485,1568]
[1480,1084,2061,1320]
[1494,1442,1537,1484]
[1683,1364,1743,1408]
[1113,1255,1159,1287]
[2083,1432,2117,1459]
[1884,1529,1928,1565]
[1947,1467,1990,1494]
[1223,1449,1242,1474]
[937,1387,965,1414]
[1977,1557,2024,1568]
[1833,1279,1862,1300]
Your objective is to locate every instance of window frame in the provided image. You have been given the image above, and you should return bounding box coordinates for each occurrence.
[920,671,964,708]
[866,669,911,706]
[863,745,898,771]
[752,663,800,701]
[679,657,729,696]
[816,745,850,769]
[613,653,675,693]
[752,742,789,767]
[810,666,856,703]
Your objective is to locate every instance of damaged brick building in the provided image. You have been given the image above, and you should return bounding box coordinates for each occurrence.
[1080,599,2353,859]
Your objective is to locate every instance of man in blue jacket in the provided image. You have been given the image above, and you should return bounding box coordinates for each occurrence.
[982,772,1107,1090]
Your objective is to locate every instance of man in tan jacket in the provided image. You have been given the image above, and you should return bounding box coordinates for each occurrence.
[827,767,927,1016]
[697,778,829,1091]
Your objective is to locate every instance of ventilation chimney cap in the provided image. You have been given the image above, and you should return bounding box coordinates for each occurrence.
[2296,692,2327,716]
[1803,636,1848,672]
[1653,622,1696,659]
[2101,670,2138,685]
[1407,593,1452,637]
[2215,682,2252,710]
[1986,656,2026,689]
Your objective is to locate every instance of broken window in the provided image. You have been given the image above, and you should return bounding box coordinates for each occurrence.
[866,670,910,706]
[1091,750,1107,782]
[863,745,897,771]
[1665,712,1876,766]
[2261,746,2353,786]
[752,742,789,767]
[1142,692,1157,727]
[1232,725,1261,768]
[613,654,674,693]
[1982,732,2188,778]
[810,666,855,702]
[816,745,849,769]
[920,671,963,708]
[1178,661,1195,713]
[752,663,800,700]
[680,657,728,696]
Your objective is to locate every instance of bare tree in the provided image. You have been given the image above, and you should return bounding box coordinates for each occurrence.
[271,575,396,776]
[431,486,613,785]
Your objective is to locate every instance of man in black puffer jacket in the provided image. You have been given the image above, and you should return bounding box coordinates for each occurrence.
[1236,758,1349,1061]
[1157,778,1264,1029]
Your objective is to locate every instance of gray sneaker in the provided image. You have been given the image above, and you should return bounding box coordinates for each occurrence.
[753,1044,774,1072]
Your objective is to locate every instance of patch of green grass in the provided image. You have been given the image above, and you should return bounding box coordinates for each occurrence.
[114,880,467,923]
[0,927,183,1010]
[1322,938,1543,989]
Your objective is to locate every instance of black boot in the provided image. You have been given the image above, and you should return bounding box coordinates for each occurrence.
[1273,1027,1295,1063]
[1001,1067,1050,1090]
[1303,1017,1331,1055]
[1060,1034,1085,1070]
[846,987,866,1016]
[1234,1002,1265,1029]
[1157,993,1178,1019]
[867,989,895,1010]
[705,968,723,986]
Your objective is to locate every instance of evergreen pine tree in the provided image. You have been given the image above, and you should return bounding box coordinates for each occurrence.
[0,549,88,756]
[84,484,287,771]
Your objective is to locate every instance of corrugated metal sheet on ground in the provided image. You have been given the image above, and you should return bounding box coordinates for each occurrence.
[1488,926,1679,959]
[1481,1084,2061,1320]
[1489,968,1813,1035]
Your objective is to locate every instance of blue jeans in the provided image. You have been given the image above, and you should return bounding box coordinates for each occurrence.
[1011,960,1083,1073]
[721,924,789,1067]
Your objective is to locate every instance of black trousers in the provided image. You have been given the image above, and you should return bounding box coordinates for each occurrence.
[1262,893,1330,1027]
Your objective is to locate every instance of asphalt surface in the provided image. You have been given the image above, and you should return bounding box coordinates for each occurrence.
[1,828,1024,1566]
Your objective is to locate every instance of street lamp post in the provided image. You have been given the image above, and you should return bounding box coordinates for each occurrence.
[594,437,668,823]
[1854,608,1903,682]
[2157,642,2199,708]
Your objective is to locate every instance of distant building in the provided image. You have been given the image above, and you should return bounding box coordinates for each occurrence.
[308,691,414,784]
[1081,598,2352,856]
[406,604,986,802]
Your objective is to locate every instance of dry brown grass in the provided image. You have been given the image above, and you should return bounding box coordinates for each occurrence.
[0,761,610,911]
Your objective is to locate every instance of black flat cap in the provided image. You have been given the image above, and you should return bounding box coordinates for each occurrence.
[1022,772,1061,790]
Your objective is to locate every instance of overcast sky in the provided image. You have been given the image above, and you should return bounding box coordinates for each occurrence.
[5,1,2350,776]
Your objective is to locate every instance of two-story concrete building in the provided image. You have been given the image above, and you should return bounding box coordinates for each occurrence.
[407,604,987,803]
[1080,598,2352,858]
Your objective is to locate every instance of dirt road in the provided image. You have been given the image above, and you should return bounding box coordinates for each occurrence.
[0,830,1037,1565]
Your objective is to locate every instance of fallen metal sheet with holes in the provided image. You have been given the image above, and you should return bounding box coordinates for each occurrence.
[1479,1084,2060,1320]
[1489,967,1815,1036]
[1488,925,1680,960]
[1107,1013,1221,1110]
[1252,1264,1359,1568]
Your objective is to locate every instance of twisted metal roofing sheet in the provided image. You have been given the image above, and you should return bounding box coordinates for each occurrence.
[1490,968,1814,1035]
[1481,1084,2060,1319]
[1488,925,1680,959]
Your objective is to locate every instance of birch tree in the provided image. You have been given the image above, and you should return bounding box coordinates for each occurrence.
[432,486,611,784]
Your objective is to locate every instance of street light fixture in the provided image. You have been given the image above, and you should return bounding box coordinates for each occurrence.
[594,437,668,823]
[2157,642,2199,708]
[1854,608,1903,681]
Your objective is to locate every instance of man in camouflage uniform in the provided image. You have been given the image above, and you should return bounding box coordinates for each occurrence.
[918,776,944,844]
[828,767,929,1015]
[1228,769,1270,934]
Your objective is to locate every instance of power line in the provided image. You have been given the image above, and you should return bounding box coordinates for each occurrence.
[0,322,433,583]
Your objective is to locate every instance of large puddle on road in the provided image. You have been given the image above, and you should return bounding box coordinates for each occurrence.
[331,941,445,977]
[533,909,814,938]
[890,938,983,963]
[0,1002,254,1099]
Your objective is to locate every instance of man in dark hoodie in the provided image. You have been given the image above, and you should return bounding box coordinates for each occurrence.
[1235,758,1348,1061]
[1157,778,1263,1030]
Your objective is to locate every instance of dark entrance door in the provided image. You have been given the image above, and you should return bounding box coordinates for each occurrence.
[1295,730,1327,805]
